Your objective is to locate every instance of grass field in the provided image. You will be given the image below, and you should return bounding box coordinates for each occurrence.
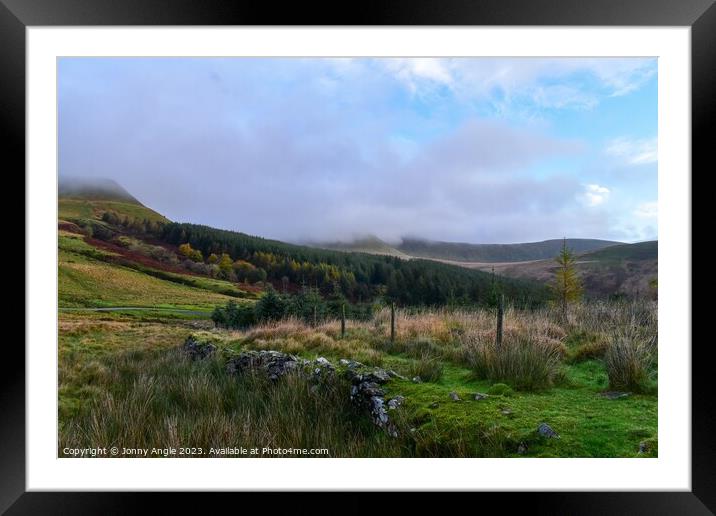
[59,302,657,458]
[59,232,247,309]
[59,198,169,224]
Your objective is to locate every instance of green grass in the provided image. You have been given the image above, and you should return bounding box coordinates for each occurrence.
[58,316,403,457]
[59,233,256,301]
[59,243,238,310]
[378,359,656,457]
[59,198,168,224]
[58,300,657,457]
[58,232,255,309]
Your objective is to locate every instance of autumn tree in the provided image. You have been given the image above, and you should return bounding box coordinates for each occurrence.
[178,243,203,263]
[551,238,583,321]
[218,253,234,278]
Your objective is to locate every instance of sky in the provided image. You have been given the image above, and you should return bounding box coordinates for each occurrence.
[58,57,657,244]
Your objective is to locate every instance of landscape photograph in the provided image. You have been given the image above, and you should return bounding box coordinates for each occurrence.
[58,57,658,458]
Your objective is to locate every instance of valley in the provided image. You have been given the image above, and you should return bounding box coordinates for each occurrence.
[57,179,658,458]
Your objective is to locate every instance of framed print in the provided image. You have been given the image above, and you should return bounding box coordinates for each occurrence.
[5,0,714,512]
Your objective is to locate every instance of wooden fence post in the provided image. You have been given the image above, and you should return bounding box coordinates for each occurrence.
[390,302,396,343]
[495,294,504,349]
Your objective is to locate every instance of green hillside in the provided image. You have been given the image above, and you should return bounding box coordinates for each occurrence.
[161,222,551,308]
[582,240,657,263]
[59,176,168,225]
[59,198,169,225]
[58,231,244,310]
[397,238,622,263]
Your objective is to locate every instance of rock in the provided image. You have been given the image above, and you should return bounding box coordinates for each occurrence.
[638,441,649,454]
[344,369,363,383]
[600,391,631,400]
[501,408,513,416]
[348,372,400,438]
[225,350,302,380]
[183,336,216,360]
[370,397,389,425]
[537,422,560,439]
[358,382,385,398]
[517,442,528,455]
[412,376,422,383]
[388,370,408,381]
[387,395,405,409]
[203,345,401,439]
[449,391,461,401]
[363,368,391,384]
[474,393,488,401]
[429,402,439,409]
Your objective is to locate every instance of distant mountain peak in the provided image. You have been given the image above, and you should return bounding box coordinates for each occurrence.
[59,176,141,204]
[310,234,408,258]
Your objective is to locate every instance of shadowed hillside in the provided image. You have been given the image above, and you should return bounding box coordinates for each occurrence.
[456,241,658,300]
[396,238,623,263]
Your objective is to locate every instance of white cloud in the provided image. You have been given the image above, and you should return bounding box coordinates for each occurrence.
[605,137,657,165]
[383,58,453,93]
[381,57,656,111]
[634,201,658,219]
[580,184,610,207]
[531,84,598,110]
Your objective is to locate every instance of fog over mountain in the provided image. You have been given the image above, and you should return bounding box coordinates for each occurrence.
[59,57,658,244]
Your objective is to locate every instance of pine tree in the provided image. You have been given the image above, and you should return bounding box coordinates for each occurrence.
[552,238,583,321]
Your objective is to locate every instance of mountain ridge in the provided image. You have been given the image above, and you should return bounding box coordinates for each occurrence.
[59,176,141,204]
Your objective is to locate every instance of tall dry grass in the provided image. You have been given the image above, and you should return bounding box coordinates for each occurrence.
[218,301,655,392]
[461,333,565,390]
[60,348,406,457]
[166,300,656,394]
[602,302,657,392]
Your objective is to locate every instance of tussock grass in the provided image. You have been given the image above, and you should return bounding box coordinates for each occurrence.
[60,348,406,457]
[407,353,444,383]
[223,301,655,393]
[462,333,564,391]
[605,330,656,393]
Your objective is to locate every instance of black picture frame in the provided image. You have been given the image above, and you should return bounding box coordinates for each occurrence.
[5,0,712,513]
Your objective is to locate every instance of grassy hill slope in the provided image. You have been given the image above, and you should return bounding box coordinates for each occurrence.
[458,241,658,299]
[59,176,168,225]
[582,240,657,262]
[396,238,623,263]
[59,231,243,310]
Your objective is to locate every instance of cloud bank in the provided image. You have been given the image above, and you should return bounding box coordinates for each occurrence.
[58,57,658,244]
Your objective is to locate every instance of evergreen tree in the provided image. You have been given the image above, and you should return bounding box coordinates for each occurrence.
[551,238,583,320]
[255,285,287,322]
